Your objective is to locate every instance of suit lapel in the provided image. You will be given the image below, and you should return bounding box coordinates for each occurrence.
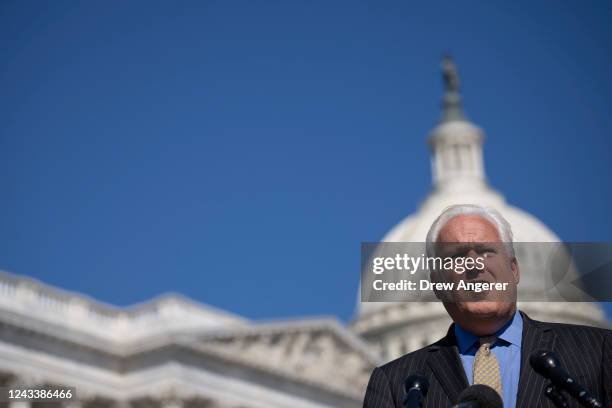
[516,312,557,408]
[426,325,469,404]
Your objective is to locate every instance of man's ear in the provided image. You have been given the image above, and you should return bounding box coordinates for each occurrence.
[511,257,520,284]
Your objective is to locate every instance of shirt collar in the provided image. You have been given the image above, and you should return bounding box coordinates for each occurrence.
[454,311,523,353]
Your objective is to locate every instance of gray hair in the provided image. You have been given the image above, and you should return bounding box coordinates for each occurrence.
[425,204,515,257]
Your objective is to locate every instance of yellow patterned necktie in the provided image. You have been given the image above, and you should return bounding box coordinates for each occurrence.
[473,336,503,399]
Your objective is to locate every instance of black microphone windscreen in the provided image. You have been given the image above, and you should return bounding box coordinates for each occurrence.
[457,384,503,408]
[404,374,429,396]
[529,350,564,382]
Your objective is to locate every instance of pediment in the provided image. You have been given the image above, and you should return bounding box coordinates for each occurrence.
[191,319,378,398]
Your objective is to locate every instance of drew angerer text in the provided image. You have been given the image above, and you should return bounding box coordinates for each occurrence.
[372,279,509,292]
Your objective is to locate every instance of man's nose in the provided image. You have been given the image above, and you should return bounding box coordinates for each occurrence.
[465,249,484,279]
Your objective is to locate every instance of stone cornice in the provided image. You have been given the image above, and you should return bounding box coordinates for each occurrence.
[0,270,247,342]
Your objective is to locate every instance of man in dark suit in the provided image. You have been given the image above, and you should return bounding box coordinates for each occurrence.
[363,204,612,408]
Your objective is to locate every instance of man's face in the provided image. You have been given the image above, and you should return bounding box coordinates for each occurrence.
[434,214,520,320]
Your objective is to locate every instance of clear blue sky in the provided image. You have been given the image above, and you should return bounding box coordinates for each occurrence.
[1,1,611,322]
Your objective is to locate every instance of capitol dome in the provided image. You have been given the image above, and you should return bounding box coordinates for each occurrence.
[351,57,608,362]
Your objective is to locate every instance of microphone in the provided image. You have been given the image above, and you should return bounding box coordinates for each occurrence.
[403,375,429,408]
[544,383,569,408]
[529,350,603,408]
[451,384,503,408]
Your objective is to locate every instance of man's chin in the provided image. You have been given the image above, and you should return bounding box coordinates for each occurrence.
[458,301,508,317]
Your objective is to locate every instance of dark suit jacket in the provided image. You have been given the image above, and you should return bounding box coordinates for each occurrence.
[363,312,612,407]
